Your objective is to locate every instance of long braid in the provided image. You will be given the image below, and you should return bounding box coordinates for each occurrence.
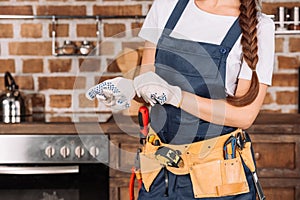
[227,0,260,106]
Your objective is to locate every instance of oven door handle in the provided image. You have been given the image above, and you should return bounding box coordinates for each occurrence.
[0,165,79,174]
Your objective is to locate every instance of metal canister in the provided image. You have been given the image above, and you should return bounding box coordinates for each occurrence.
[62,40,76,55]
[79,41,94,55]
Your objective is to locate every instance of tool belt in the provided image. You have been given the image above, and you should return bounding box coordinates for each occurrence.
[138,128,256,198]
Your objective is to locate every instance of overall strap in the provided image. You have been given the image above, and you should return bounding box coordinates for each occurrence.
[220,17,242,49]
[163,0,189,35]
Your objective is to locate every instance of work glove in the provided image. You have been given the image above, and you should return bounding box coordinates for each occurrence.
[86,77,135,111]
[133,71,182,107]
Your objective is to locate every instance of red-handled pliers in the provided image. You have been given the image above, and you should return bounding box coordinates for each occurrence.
[129,166,142,200]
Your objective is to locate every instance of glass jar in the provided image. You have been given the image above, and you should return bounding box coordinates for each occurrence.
[79,41,94,55]
[62,40,76,55]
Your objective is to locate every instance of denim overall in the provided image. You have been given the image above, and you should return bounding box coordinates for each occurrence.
[138,0,256,199]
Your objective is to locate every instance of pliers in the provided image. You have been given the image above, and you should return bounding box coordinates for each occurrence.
[223,136,237,160]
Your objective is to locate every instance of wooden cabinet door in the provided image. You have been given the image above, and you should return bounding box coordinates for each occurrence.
[109,133,140,200]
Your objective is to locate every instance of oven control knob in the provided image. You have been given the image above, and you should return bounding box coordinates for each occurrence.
[60,146,70,158]
[45,146,55,158]
[89,146,99,158]
[75,146,85,158]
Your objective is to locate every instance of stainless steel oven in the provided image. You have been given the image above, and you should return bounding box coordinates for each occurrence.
[0,134,109,200]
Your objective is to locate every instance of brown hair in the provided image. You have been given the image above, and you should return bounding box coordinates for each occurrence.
[226,0,259,106]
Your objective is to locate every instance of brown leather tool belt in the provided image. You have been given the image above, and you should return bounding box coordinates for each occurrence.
[139,128,254,198]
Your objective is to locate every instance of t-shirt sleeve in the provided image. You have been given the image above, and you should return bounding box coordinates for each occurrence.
[138,0,177,44]
[138,0,160,44]
[238,14,275,86]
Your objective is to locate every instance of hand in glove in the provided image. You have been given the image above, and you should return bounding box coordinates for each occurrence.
[86,77,135,110]
[133,71,182,107]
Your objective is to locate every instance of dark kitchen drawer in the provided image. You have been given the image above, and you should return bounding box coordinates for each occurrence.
[250,133,300,178]
[252,142,295,169]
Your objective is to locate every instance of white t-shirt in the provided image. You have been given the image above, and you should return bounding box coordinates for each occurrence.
[138,0,275,96]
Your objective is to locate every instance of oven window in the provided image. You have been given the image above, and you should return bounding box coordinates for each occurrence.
[0,164,109,200]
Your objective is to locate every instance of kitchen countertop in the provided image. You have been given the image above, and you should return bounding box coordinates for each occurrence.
[0,113,299,135]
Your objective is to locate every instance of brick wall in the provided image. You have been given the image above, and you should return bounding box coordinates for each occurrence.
[0,0,149,113]
[0,0,299,113]
[262,0,300,113]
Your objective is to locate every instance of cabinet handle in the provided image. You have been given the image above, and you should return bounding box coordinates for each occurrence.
[254,152,261,160]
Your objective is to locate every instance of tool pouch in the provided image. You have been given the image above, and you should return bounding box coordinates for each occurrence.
[139,148,162,192]
[139,128,252,198]
[189,153,249,198]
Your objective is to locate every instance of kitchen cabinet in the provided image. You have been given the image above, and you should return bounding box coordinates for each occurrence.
[109,113,300,200]
[247,113,300,200]
[0,113,299,200]
[109,133,140,200]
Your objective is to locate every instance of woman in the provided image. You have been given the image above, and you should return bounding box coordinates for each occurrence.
[134,0,274,198]
[86,0,274,199]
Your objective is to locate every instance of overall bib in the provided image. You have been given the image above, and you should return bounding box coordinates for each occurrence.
[138,0,256,199]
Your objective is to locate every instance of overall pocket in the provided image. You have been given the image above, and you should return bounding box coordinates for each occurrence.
[189,156,249,198]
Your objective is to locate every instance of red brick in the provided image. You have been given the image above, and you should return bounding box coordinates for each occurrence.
[94,75,118,84]
[50,95,71,108]
[275,38,284,53]
[23,59,43,73]
[26,93,45,113]
[0,6,33,15]
[122,42,144,50]
[278,56,299,69]
[15,76,34,90]
[287,109,298,114]
[49,24,69,37]
[0,74,30,91]
[289,38,300,52]
[276,91,297,105]
[77,24,97,37]
[48,59,72,72]
[0,59,15,73]
[103,23,126,38]
[0,77,3,90]
[131,22,143,37]
[79,93,98,108]
[36,5,86,16]
[9,42,52,56]
[79,58,101,72]
[263,92,274,104]
[260,109,282,113]
[272,73,298,87]
[48,116,71,123]
[78,116,101,122]
[38,76,86,90]
[93,5,142,16]
[21,24,42,38]
[0,24,13,38]
[106,58,121,73]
